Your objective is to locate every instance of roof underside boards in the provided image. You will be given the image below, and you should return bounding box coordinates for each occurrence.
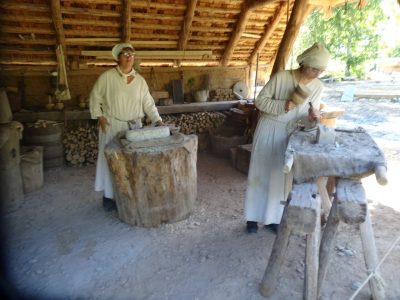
[0,0,361,70]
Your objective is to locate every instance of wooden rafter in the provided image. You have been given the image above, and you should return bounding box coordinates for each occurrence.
[272,0,313,74]
[221,0,277,66]
[178,0,198,51]
[50,0,65,47]
[122,0,131,43]
[249,3,286,65]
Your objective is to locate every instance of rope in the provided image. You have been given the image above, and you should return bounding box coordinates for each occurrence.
[349,234,400,300]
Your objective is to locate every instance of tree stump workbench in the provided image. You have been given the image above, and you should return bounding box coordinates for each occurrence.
[105,133,198,227]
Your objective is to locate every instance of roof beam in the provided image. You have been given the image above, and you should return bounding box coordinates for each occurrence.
[122,0,131,43]
[178,0,198,50]
[249,2,285,65]
[50,0,65,46]
[81,50,213,60]
[221,0,277,66]
[272,0,313,74]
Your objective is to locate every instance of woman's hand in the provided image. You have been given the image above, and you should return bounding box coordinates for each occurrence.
[98,116,109,133]
[155,120,165,127]
[285,100,296,113]
[308,104,320,122]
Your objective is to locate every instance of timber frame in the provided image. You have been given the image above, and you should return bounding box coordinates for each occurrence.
[0,0,362,74]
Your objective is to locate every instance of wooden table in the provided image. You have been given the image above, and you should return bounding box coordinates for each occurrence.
[259,128,387,300]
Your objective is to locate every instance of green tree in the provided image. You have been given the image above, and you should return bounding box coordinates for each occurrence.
[297,0,384,78]
[389,45,400,57]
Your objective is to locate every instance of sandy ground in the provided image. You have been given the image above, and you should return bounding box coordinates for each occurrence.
[1,81,400,300]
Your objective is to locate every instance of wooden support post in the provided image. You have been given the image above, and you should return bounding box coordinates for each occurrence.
[122,0,131,43]
[304,193,321,300]
[286,182,318,233]
[259,205,292,297]
[317,198,340,297]
[337,179,367,224]
[271,0,312,74]
[316,177,332,214]
[360,208,386,300]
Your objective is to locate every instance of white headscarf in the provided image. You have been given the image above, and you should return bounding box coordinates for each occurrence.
[297,43,330,70]
[111,43,134,61]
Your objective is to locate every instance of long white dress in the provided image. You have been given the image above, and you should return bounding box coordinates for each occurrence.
[89,68,161,199]
[245,70,324,225]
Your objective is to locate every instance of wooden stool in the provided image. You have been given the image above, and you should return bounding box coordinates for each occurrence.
[259,178,385,300]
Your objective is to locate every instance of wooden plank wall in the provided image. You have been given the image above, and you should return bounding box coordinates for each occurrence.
[0,66,261,108]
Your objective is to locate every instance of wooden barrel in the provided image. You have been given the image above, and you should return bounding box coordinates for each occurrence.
[210,126,247,158]
[23,122,64,168]
[0,121,24,214]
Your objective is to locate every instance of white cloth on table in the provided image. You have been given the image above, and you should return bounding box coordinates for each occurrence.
[245,70,324,225]
[89,68,161,198]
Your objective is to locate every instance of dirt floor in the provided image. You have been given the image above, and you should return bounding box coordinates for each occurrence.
[1,80,400,300]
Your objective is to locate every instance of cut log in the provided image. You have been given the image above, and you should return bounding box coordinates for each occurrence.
[105,133,198,227]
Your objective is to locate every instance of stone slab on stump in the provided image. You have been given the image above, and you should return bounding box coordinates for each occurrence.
[105,133,198,227]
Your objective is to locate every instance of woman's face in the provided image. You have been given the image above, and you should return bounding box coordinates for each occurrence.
[118,48,135,69]
[302,65,325,80]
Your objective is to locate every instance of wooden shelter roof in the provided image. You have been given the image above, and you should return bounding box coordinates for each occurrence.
[0,0,360,71]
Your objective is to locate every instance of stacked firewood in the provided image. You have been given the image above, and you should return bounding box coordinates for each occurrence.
[162,112,226,134]
[63,124,98,166]
[62,112,226,166]
[209,89,235,101]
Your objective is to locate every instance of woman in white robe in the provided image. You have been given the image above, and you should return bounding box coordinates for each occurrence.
[89,43,162,211]
[245,43,330,233]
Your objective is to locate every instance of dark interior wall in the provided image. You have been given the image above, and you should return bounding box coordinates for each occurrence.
[0,66,249,110]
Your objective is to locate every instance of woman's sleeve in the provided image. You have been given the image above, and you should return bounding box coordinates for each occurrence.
[141,79,162,123]
[89,75,105,119]
[255,72,286,115]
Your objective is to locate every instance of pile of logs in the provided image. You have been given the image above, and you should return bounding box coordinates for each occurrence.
[162,112,226,135]
[62,112,226,167]
[209,88,235,101]
[63,124,98,166]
